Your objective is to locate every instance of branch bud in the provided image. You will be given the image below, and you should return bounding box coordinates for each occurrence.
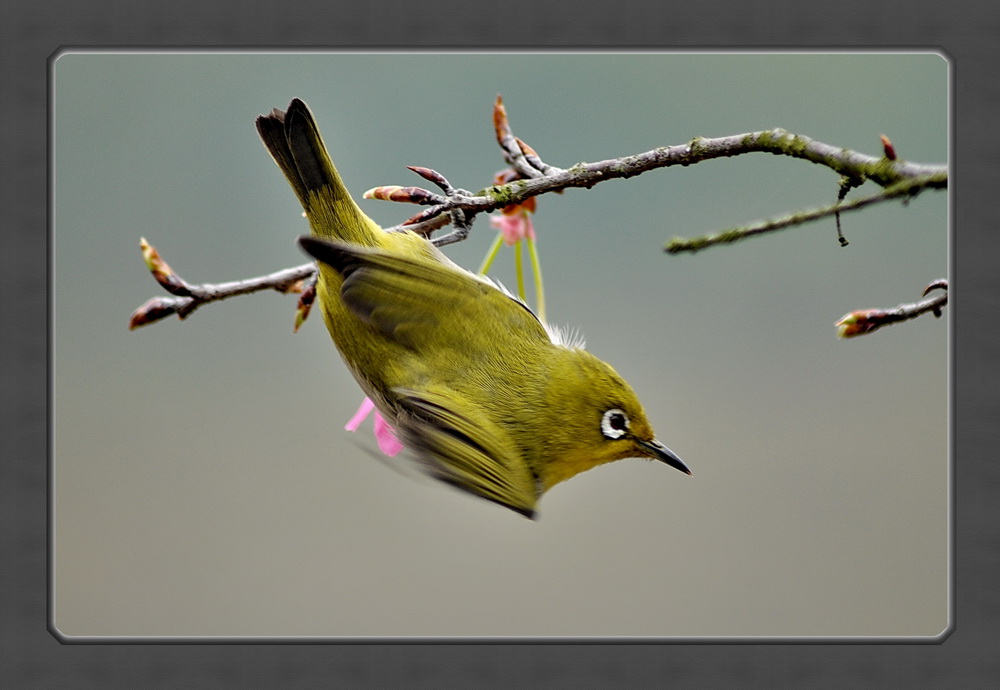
[515,137,538,158]
[293,283,316,333]
[129,297,179,330]
[140,237,191,296]
[407,166,447,187]
[835,309,883,338]
[363,185,441,205]
[880,134,897,161]
[493,94,510,144]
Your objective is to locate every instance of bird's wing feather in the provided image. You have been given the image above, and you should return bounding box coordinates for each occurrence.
[299,236,547,352]
[393,387,539,518]
[299,237,543,517]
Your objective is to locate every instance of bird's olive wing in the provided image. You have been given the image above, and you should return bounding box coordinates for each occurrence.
[299,236,546,352]
[393,387,540,518]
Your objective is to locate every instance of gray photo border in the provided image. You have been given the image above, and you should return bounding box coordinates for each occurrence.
[5,0,995,685]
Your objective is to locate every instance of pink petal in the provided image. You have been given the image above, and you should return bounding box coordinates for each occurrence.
[345,397,404,456]
[345,397,375,431]
[373,412,405,457]
[491,212,534,246]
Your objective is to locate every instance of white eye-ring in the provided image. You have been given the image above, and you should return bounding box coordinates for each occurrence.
[601,408,630,440]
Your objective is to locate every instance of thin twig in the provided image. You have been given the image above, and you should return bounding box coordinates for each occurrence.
[664,173,946,254]
[129,238,316,329]
[835,280,948,338]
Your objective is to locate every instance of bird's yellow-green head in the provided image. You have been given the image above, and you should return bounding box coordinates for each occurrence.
[536,348,689,492]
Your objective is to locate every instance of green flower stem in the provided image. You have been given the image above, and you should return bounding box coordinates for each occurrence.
[514,240,526,302]
[526,235,545,323]
[475,218,545,323]
[476,233,505,275]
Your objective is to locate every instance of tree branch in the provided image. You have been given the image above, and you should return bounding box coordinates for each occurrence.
[128,238,316,330]
[835,279,948,338]
[130,96,947,335]
[664,172,947,254]
[365,120,945,235]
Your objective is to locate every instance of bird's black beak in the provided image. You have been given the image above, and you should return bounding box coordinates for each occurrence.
[637,438,691,475]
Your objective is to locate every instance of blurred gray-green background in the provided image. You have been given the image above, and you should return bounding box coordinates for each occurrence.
[52,52,948,638]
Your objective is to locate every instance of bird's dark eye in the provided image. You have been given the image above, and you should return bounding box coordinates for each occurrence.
[601,408,630,440]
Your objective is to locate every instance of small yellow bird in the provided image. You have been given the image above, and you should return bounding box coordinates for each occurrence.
[256,98,689,518]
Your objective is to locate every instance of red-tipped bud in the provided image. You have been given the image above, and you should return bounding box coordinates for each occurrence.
[399,206,439,226]
[406,166,448,187]
[363,185,439,204]
[515,137,538,158]
[493,94,510,144]
[129,297,179,330]
[293,283,316,333]
[281,279,306,295]
[140,237,191,296]
[835,309,883,338]
[880,134,896,161]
